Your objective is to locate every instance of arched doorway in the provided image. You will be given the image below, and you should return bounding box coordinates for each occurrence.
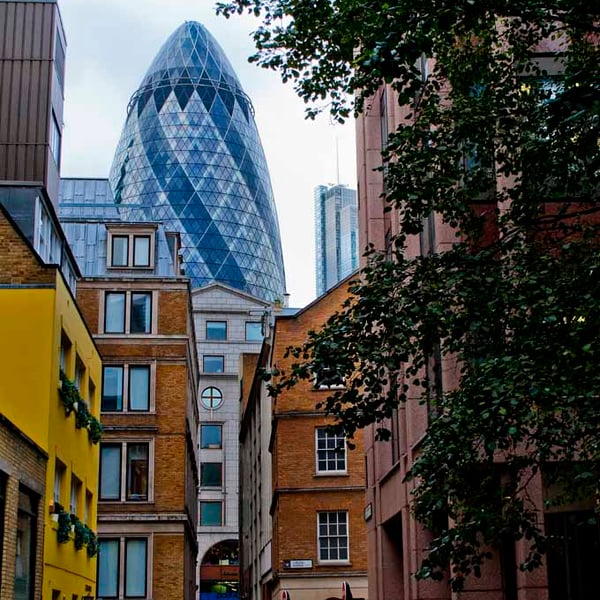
[199,540,239,599]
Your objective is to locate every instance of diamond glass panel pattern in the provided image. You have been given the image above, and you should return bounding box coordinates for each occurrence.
[109,22,286,301]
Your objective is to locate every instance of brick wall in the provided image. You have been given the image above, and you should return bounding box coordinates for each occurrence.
[79,277,198,599]
[270,278,368,585]
[0,417,46,600]
[0,210,55,285]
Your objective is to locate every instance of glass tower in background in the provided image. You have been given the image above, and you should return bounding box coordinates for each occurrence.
[109,21,286,302]
[314,184,358,296]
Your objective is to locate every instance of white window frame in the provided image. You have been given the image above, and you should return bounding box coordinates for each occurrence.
[317,510,350,564]
[101,363,155,413]
[97,535,152,599]
[205,320,228,341]
[202,355,225,374]
[199,500,223,527]
[99,440,154,503]
[200,423,223,449]
[315,428,347,475]
[106,228,155,270]
[245,321,263,342]
[313,367,345,390]
[200,386,223,410]
[102,290,156,335]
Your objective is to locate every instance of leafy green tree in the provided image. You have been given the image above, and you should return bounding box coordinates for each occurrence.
[218,0,600,590]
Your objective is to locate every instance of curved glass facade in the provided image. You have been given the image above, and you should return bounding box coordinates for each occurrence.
[109,21,286,301]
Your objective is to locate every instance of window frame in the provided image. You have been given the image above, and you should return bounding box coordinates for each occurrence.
[200,501,223,527]
[97,536,150,599]
[317,510,350,564]
[103,291,155,335]
[200,423,223,449]
[200,462,223,489]
[315,428,347,475]
[106,228,155,270]
[203,355,224,374]
[313,367,345,390]
[99,441,153,503]
[49,110,61,166]
[200,387,223,410]
[206,320,227,341]
[245,321,263,342]
[101,364,153,413]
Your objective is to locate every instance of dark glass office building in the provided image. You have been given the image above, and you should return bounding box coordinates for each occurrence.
[109,21,286,301]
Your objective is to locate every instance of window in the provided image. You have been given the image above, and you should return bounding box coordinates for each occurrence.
[245,321,263,342]
[206,321,227,341]
[102,366,123,411]
[131,293,152,333]
[100,442,150,502]
[200,424,222,449]
[15,487,38,600]
[129,367,150,411]
[546,511,600,600]
[127,444,149,500]
[111,236,129,267]
[318,511,349,562]
[102,365,151,412]
[70,476,81,515]
[36,198,61,265]
[105,292,126,333]
[104,291,153,334]
[200,463,223,488]
[75,355,85,392]
[98,539,119,598]
[54,460,65,506]
[107,230,153,269]
[88,379,96,412]
[203,355,224,373]
[59,332,71,375]
[316,428,346,473]
[98,537,148,599]
[49,111,61,166]
[200,501,222,526]
[314,367,344,389]
[200,387,223,410]
[84,490,92,525]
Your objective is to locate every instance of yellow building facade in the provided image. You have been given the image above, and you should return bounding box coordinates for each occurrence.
[0,207,102,599]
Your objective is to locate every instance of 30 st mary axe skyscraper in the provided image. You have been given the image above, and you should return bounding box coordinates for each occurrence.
[109,21,286,302]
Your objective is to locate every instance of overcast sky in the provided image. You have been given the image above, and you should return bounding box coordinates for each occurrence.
[57,0,357,307]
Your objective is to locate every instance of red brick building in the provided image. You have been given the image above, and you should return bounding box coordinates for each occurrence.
[356,46,600,599]
[240,278,368,600]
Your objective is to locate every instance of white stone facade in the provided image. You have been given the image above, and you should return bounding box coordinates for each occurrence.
[192,283,270,579]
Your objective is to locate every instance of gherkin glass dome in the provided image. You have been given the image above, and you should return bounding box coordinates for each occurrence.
[109,21,286,301]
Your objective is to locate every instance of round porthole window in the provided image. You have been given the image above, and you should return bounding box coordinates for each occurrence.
[201,386,223,410]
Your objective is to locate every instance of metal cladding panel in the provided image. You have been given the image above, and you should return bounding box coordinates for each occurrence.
[109,21,286,302]
[0,1,57,191]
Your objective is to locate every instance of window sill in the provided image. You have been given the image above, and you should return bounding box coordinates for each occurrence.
[315,471,348,477]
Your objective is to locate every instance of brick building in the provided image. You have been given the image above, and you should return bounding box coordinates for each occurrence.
[356,42,600,600]
[240,276,368,600]
[59,178,200,600]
